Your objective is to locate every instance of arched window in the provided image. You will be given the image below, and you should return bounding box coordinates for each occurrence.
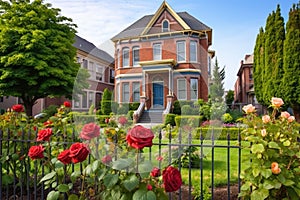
[162,20,169,32]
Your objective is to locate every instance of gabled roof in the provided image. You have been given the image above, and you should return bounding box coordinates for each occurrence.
[74,35,114,64]
[111,1,212,44]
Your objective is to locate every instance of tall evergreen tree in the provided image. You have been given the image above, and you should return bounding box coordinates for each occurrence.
[253,27,265,105]
[210,58,225,103]
[282,2,300,120]
[262,5,285,105]
[0,0,86,116]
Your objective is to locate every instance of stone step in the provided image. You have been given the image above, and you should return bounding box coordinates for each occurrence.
[138,110,163,123]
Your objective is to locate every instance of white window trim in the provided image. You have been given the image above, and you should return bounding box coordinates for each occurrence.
[122,47,130,68]
[153,43,162,60]
[176,41,186,63]
[162,19,170,32]
[177,79,187,100]
[190,78,198,100]
[132,46,140,67]
[122,82,130,102]
[190,40,198,63]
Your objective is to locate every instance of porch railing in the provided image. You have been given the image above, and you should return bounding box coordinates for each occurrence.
[133,101,145,123]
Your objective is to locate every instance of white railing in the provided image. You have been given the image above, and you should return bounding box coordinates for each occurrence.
[163,100,172,115]
[133,101,145,123]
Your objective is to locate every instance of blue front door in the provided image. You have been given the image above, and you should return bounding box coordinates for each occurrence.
[153,82,164,107]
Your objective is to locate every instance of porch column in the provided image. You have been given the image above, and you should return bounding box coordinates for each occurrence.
[142,70,146,97]
[168,69,173,96]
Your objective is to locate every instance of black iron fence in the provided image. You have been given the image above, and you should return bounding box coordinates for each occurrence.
[0,127,242,200]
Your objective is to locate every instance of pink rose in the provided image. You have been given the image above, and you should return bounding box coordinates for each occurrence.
[262,115,271,124]
[242,104,256,114]
[281,111,290,119]
[288,116,295,123]
[271,97,284,108]
[126,125,154,149]
[79,123,100,140]
[147,184,153,191]
[261,129,267,137]
[37,128,53,141]
[118,116,128,126]
[101,155,112,164]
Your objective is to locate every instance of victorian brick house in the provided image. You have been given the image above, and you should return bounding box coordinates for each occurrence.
[112,1,213,116]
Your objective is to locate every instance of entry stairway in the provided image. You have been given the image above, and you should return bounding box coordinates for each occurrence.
[138,109,163,124]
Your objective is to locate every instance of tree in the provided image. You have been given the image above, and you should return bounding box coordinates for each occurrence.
[101,88,112,115]
[209,58,226,120]
[0,0,81,116]
[282,2,300,121]
[225,90,234,105]
[209,58,225,103]
[253,27,265,105]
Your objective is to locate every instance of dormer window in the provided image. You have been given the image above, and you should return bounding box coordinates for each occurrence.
[162,20,169,32]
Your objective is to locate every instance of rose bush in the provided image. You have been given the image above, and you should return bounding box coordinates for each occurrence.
[239,97,300,200]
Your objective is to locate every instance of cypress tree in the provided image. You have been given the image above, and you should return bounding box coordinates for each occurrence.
[282,2,300,120]
[253,27,265,105]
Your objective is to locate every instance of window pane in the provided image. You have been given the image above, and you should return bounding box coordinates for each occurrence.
[133,47,140,66]
[123,83,129,102]
[177,41,186,62]
[153,44,161,60]
[190,41,197,62]
[190,78,198,100]
[123,48,129,67]
[82,92,87,108]
[88,91,94,108]
[96,64,103,81]
[177,79,186,100]
[133,82,140,102]
[162,20,169,32]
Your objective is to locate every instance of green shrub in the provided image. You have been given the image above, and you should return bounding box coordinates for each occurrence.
[164,114,176,126]
[111,101,119,114]
[117,105,129,115]
[181,105,193,115]
[192,127,242,140]
[173,100,181,115]
[101,89,113,115]
[228,109,244,122]
[42,105,59,118]
[127,110,134,120]
[222,113,233,123]
[97,115,110,124]
[129,102,140,110]
[175,115,203,127]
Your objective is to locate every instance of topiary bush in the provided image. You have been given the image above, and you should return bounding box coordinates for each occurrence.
[164,114,176,126]
[181,105,193,115]
[175,115,203,127]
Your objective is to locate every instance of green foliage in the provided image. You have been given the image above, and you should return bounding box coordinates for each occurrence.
[210,102,227,120]
[282,2,300,113]
[117,105,129,115]
[129,102,140,111]
[209,58,225,103]
[42,105,59,119]
[173,100,181,115]
[239,100,300,199]
[225,90,234,105]
[181,105,193,115]
[0,0,84,116]
[192,127,241,140]
[127,110,134,120]
[164,113,176,126]
[227,109,244,123]
[175,115,203,128]
[222,113,233,123]
[101,89,112,115]
[192,184,212,200]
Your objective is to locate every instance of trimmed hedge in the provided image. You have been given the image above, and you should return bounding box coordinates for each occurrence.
[175,115,204,127]
[164,113,176,126]
[192,127,243,140]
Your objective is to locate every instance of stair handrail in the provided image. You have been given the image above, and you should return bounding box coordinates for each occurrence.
[163,100,172,115]
[133,101,145,123]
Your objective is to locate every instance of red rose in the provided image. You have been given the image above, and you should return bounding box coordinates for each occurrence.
[126,125,154,149]
[162,166,182,192]
[12,104,24,112]
[79,123,100,140]
[28,145,44,160]
[37,128,53,141]
[58,149,72,165]
[101,155,112,164]
[64,101,71,108]
[150,167,161,177]
[147,184,153,191]
[105,118,110,124]
[69,143,89,164]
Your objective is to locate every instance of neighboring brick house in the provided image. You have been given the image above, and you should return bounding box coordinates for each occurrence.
[234,54,254,104]
[111,1,213,112]
[0,35,114,115]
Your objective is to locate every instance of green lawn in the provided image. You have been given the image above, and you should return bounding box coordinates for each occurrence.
[147,139,250,187]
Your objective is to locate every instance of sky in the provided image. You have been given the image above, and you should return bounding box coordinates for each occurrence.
[45,0,297,90]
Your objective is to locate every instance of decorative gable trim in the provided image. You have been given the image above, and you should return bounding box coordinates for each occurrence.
[141,1,190,35]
